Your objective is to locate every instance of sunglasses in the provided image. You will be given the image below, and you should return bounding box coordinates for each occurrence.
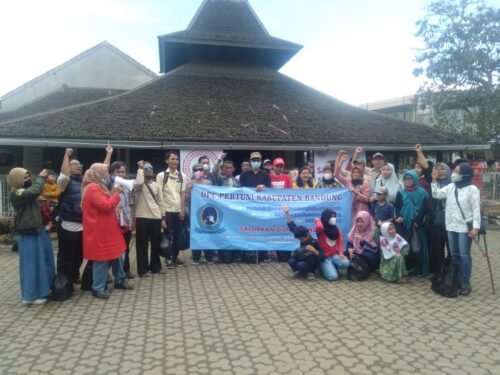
[193,168,203,172]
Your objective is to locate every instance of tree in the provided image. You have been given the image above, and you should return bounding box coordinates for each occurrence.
[413,0,500,141]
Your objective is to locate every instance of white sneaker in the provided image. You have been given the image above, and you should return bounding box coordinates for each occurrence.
[192,261,199,266]
[22,298,47,305]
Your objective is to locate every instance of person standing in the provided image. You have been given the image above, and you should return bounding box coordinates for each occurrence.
[57,146,113,284]
[186,163,214,265]
[156,151,187,268]
[81,163,132,299]
[110,161,135,279]
[269,158,292,189]
[431,163,481,296]
[134,161,166,277]
[239,151,272,262]
[8,167,55,304]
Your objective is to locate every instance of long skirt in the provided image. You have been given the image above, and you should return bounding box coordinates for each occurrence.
[18,230,55,301]
[380,247,409,282]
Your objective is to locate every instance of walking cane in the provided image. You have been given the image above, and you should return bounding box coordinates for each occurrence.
[473,234,495,295]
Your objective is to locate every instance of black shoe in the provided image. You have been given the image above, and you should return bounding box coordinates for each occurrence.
[175,259,185,267]
[138,273,149,278]
[125,272,135,279]
[165,260,174,269]
[114,279,133,290]
[459,285,471,296]
[92,290,110,299]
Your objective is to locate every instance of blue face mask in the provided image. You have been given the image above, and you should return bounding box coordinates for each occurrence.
[251,161,261,170]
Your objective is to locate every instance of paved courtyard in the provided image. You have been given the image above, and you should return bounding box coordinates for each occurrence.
[0,231,499,375]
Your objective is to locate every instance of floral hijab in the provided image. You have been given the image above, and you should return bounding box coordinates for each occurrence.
[81,163,110,202]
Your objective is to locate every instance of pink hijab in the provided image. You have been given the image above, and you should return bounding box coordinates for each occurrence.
[81,163,110,202]
[348,211,376,254]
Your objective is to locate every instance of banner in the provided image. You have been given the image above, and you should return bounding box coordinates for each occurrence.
[180,149,222,180]
[190,186,352,251]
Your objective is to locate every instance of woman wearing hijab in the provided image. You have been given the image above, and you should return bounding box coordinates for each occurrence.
[8,167,55,305]
[347,211,379,272]
[379,222,410,283]
[395,170,430,276]
[81,163,132,299]
[370,163,401,204]
[428,162,452,274]
[335,152,370,226]
[431,163,480,296]
[315,209,349,281]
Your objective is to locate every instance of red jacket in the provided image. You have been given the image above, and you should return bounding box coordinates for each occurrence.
[82,184,125,261]
[316,220,344,257]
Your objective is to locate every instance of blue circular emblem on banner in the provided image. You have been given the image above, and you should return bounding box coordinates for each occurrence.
[197,205,223,231]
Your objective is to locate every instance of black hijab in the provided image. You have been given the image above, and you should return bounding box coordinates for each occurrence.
[320,209,339,240]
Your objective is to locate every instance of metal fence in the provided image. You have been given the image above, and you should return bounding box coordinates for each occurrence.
[480,172,500,202]
[0,175,13,219]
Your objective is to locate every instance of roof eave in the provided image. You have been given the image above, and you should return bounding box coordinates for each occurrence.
[0,137,489,152]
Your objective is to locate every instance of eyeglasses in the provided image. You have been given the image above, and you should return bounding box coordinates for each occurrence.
[193,169,203,172]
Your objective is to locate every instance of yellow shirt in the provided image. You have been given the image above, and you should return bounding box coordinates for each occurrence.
[292,181,316,189]
[156,169,186,213]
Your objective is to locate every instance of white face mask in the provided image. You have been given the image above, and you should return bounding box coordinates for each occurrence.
[451,173,462,183]
[328,217,336,225]
[202,164,210,171]
[323,173,333,180]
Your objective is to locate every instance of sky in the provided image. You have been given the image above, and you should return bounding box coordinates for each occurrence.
[0,0,497,106]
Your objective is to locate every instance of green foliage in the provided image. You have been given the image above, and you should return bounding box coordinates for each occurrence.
[414,0,500,141]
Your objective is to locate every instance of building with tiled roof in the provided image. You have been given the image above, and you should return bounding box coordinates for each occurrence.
[0,0,489,176]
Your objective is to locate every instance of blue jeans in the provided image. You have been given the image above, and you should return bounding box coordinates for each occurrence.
[288,258,317,275]
[447,231,472,286]
[321,255,350,281]
[92,254,125,292]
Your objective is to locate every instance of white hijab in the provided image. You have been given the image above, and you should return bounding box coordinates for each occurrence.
[380,222,408,260]
[372,163,401,203]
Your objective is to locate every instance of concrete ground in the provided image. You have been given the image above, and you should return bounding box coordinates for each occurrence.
[0,231,499,375]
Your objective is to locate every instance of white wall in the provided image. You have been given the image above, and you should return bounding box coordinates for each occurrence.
[1,45,156,112]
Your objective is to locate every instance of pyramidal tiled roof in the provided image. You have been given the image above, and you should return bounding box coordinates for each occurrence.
[160,0,301,49]
[158,0,302,72]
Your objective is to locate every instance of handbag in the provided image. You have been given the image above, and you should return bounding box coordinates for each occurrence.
[432,201,446,234]
[177,221,190,250]
[431,257,458,298]
[454,188,485,235]
[347,255,370,282]
[159,234,171,258]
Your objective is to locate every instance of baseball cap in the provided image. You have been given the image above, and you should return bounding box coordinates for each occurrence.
[372,152,384,159]
[250,151,262,160]
[263,159,272,165]
[273,157,285,166]
[376,187,388,195]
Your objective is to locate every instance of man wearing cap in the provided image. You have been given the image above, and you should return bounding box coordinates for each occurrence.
[239,151,272,262]
[263,159,273,174]
[351,146,384,182]
[269,157,292,262]
[269,158,292,189]
[369,186,395,227]
[239,152,271,192]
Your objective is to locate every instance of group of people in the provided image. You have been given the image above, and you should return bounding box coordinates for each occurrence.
[7,143,481,304]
